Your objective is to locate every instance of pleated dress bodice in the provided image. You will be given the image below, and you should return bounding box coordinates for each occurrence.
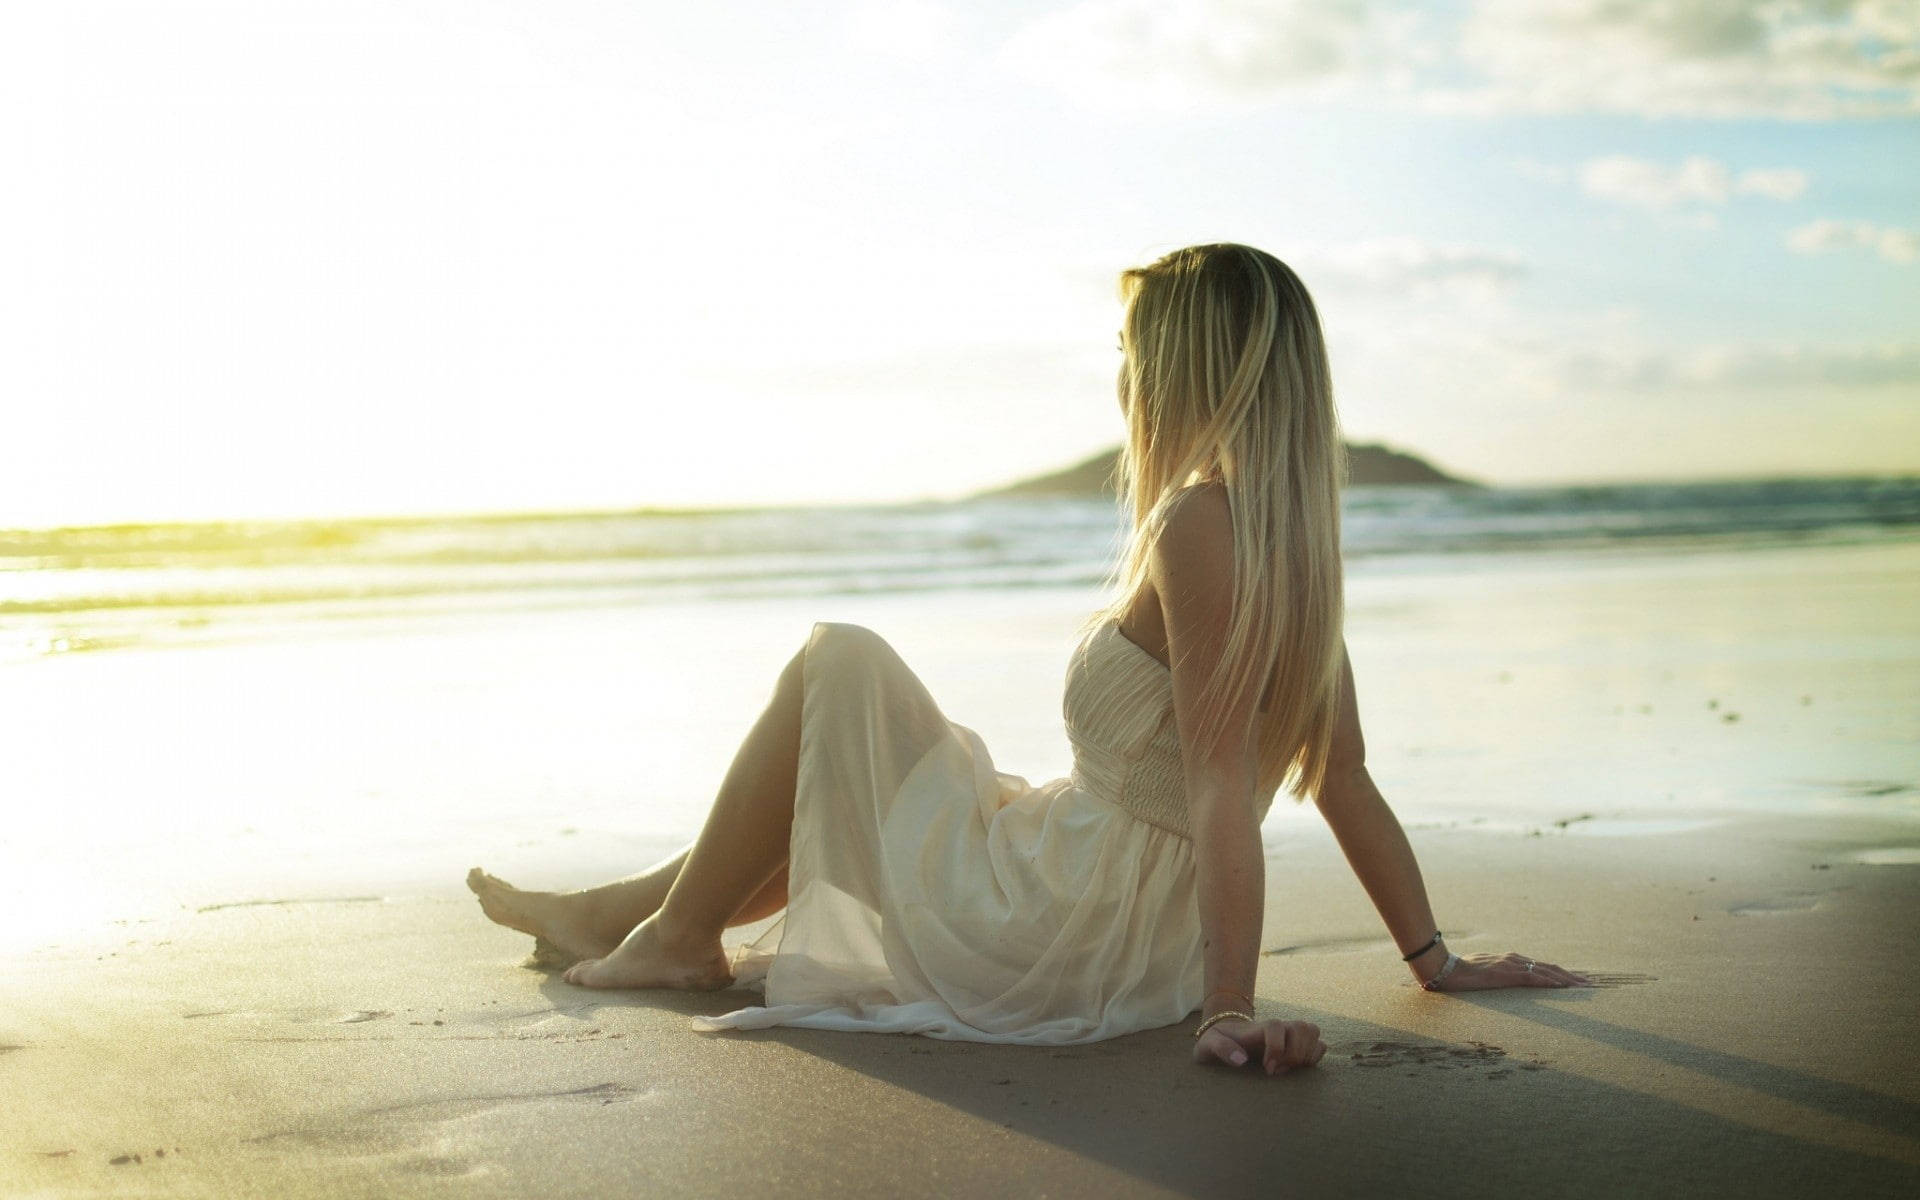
[1063,616,1192,838]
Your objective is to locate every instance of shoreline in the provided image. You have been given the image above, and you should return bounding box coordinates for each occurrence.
[5,535,1915,951]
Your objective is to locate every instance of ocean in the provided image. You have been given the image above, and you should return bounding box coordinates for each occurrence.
[4,476,1916,945]
[6,477,1918,662]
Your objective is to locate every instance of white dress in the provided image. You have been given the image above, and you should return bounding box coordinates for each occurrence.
[691,616,1251,1044]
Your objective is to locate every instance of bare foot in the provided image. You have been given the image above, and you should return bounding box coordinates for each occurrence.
[562,915,733,991]
[524,936,585,972]
[466,868,619,965]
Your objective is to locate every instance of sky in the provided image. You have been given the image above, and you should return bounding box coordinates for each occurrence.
[3,0,1917,527]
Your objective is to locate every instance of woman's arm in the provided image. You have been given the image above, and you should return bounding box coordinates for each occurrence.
[1153,488,1263,1007]
[1315,645,1449,982]
[1151,486,1327,1075]
[1316,764,1450,982]
[1319,642,1592,990]
[1189,786,1264,1017]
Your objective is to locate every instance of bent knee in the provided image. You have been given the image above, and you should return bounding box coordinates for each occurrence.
[801,621,890,683]
[806,620,884,659]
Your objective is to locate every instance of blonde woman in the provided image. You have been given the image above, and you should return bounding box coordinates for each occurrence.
[468,242,1589,1075]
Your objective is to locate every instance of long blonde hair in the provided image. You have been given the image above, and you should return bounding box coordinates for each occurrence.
[1082,243,1347,811]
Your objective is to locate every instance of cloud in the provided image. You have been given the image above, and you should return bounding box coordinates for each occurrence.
[1508,154,1810,230]
[1452,0,1920,118]
[997,0,1437,113]
[1539,337,1920,390]
[1786,218,1920,263]
[1325,300,1920,483]
[1339,296,1920,397]
[1002,0,1920,118]
[1580,155,1736,211]
[1735,167,1812,201]
[1569,155,1809,225]
[1302,237,1529,300]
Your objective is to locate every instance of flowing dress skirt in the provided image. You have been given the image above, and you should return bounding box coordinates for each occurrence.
[690,622,1205,1044]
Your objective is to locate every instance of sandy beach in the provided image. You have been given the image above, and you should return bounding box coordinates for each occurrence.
[4,537,1917,1197]
[4,812,1917,1197]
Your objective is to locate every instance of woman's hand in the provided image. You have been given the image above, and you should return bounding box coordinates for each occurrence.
[1427,951,1591,990]
[1192,1017,1328,1076]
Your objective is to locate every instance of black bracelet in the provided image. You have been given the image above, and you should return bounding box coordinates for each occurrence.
[1400,931,1444,962]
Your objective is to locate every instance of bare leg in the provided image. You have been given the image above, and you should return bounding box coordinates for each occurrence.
[558,852,790,928]
[468,852,789,966]
[554,639,806,989]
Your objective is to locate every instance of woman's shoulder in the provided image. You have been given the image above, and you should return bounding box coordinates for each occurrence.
[1149,481,1236,587]
[1158,480,1233,543]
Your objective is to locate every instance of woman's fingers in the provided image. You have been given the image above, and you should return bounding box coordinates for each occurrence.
[1507,954,1591,987]
[1297,1021,1328,1067]
[1432,951,1593,991]
[1540,961,1592,986]
[1194,1028,1249,1066]
[1549,961,1594,985]
[1277,1023,1303,1072]
[1194,1019,1328,1075]
[1514,956,1568,986]
[1264,1020,1324,1074]
[1264,1025,1289,1075]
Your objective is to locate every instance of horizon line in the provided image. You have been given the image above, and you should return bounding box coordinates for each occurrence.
[5,467,1918,538]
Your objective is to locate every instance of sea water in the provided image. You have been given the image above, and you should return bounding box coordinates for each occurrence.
[2,478,1916,945]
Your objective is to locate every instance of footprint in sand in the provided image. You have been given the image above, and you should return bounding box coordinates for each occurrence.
[194,896,385,914]
[446,1002,606,1035]
[1809,779,1913,798]
[1332,1039,1550,1076]
[182,1008,393,1025]
[1729,893,1825,915]
[187,1003,615,1041]
[247,1082,648,1160]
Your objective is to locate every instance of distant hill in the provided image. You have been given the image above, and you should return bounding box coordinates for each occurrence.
[972,441,1477,499]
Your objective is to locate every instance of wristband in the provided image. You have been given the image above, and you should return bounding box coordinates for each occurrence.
[1400,931,1444,962]
[1420,952,1461,992]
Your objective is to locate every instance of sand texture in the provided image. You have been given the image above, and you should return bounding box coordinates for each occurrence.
[4,812,1917,1198]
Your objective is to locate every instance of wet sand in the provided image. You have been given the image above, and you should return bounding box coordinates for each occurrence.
[3,810,1918,1198]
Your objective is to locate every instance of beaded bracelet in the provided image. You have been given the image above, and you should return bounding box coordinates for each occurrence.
[1193,1009,1255,1039]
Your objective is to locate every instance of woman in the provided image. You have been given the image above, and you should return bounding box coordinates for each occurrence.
[468,242,1589,1076]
